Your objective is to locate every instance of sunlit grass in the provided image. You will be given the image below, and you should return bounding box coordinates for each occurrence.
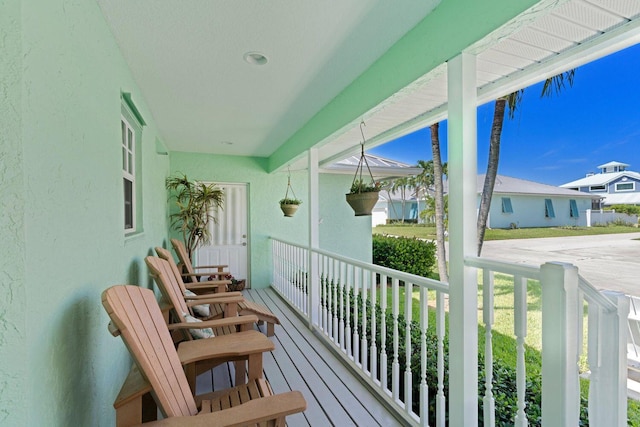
[373,223,640,241]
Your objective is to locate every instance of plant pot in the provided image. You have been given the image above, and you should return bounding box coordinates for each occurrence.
[345,191,380,216]
[227,279,245,292]
[280,204,299,217]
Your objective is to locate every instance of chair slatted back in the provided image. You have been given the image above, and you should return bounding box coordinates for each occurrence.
[170,238,198,283]
[102,285,198,417]
[155,246,189,294]
[145,256,190,322]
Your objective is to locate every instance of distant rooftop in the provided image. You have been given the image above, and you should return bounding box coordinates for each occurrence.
[445,174,597,198]
[561,160,640,188]
[323,153,423,179]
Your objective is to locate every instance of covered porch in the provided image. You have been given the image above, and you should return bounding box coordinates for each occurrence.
[3,1,639,426]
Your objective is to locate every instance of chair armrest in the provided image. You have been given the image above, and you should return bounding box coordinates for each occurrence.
[193,264,228,270]
[183,293,243,303]
[167,315,259,331]
[137,392,307,426]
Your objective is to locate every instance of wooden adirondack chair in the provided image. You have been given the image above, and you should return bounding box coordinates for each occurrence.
[146,255,272,388]
[171,238,229,283]
[103,285,306,427]
[157,246,281,336]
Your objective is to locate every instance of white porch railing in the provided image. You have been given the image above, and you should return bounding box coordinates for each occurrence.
[271,238,628,426]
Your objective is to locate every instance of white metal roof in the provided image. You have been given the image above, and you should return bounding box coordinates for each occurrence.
[561,170,640,187]
[322,153,423,179]
[445,174,599,198]
[598,160,630,169]
[601,192,640,205]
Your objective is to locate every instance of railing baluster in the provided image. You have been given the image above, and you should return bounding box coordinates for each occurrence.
[339,260,346,351]
[483,269,495,427]
[353,266,360,367]
[370,269,378,383]
[380,273,388,392]
[436,290,445,427]
[333,258,339,344]
[419,285,428,425]
[514,275,528,427]
[321,255,328,334]
[345,263,352,357]
[404,281,413,416]
[392,277,400,401]
[361,266,369,373]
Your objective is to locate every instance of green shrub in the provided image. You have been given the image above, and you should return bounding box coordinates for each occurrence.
[372,234,436,277]
[610,204,640,215]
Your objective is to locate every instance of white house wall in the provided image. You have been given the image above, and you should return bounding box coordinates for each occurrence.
[487,195,591,228]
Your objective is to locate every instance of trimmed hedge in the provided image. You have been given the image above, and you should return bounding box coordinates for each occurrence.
[372,234,436,277]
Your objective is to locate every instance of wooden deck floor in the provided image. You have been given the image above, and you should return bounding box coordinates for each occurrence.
[195,287,404,427]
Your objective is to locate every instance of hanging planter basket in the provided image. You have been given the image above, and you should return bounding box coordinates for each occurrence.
[280,203,299,217]
[279,169,302,217]
[345,121,380,216]
[346,191,380,216]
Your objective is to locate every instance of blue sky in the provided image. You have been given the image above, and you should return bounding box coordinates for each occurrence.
[370,43,640,186]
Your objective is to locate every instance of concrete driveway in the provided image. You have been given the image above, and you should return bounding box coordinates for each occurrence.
[478,232,640,296]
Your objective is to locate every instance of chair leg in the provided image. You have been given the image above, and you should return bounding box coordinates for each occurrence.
[234,361,245,386]
[247,353,263,381]
[267,322,275,337]
[185,363,197,394]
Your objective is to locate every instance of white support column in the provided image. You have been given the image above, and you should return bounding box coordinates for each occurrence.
[540,262,580,426]
[590,291,628,427]
[447,52,479,427]
[308,148,321,328]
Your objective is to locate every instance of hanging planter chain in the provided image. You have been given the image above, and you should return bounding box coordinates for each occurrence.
[283,168,298,201]
[350,120,376,193]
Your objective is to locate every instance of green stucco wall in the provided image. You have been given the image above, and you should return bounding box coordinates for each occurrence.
[0,0,27,425]
[2,1,171,425]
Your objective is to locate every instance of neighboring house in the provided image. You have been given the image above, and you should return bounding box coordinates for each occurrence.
[560,161,640,207]
[446,174,598,229]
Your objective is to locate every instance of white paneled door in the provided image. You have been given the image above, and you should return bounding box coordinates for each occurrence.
[195,183,249,287]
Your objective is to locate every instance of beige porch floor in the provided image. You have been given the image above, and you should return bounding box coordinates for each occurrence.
[194,288,404,427]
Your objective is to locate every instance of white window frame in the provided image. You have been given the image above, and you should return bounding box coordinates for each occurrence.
[122,116,136,232]
[615,182,635,192]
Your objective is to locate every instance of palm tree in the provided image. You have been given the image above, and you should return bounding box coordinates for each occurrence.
[477,70,575,256]
[390,177,412,223]
[429,123,449,282]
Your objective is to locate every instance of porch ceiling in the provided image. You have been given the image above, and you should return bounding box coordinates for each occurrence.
[98,0,640,169]
[96,0,439,157]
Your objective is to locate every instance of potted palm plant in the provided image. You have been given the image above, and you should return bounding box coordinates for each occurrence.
[166,173,224,259]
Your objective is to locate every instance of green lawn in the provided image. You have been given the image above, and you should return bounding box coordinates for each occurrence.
[373,223,640,240]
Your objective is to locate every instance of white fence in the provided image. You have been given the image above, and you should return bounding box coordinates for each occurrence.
[587,209,639,227]
[271,238,628,426]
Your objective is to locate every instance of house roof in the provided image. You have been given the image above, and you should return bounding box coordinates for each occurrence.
[601,192,640,205]
[445,174,598,199]
[96,1,640,172]
[560,171,640,188]
[597,160,630,169]
[322,153,423,179]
